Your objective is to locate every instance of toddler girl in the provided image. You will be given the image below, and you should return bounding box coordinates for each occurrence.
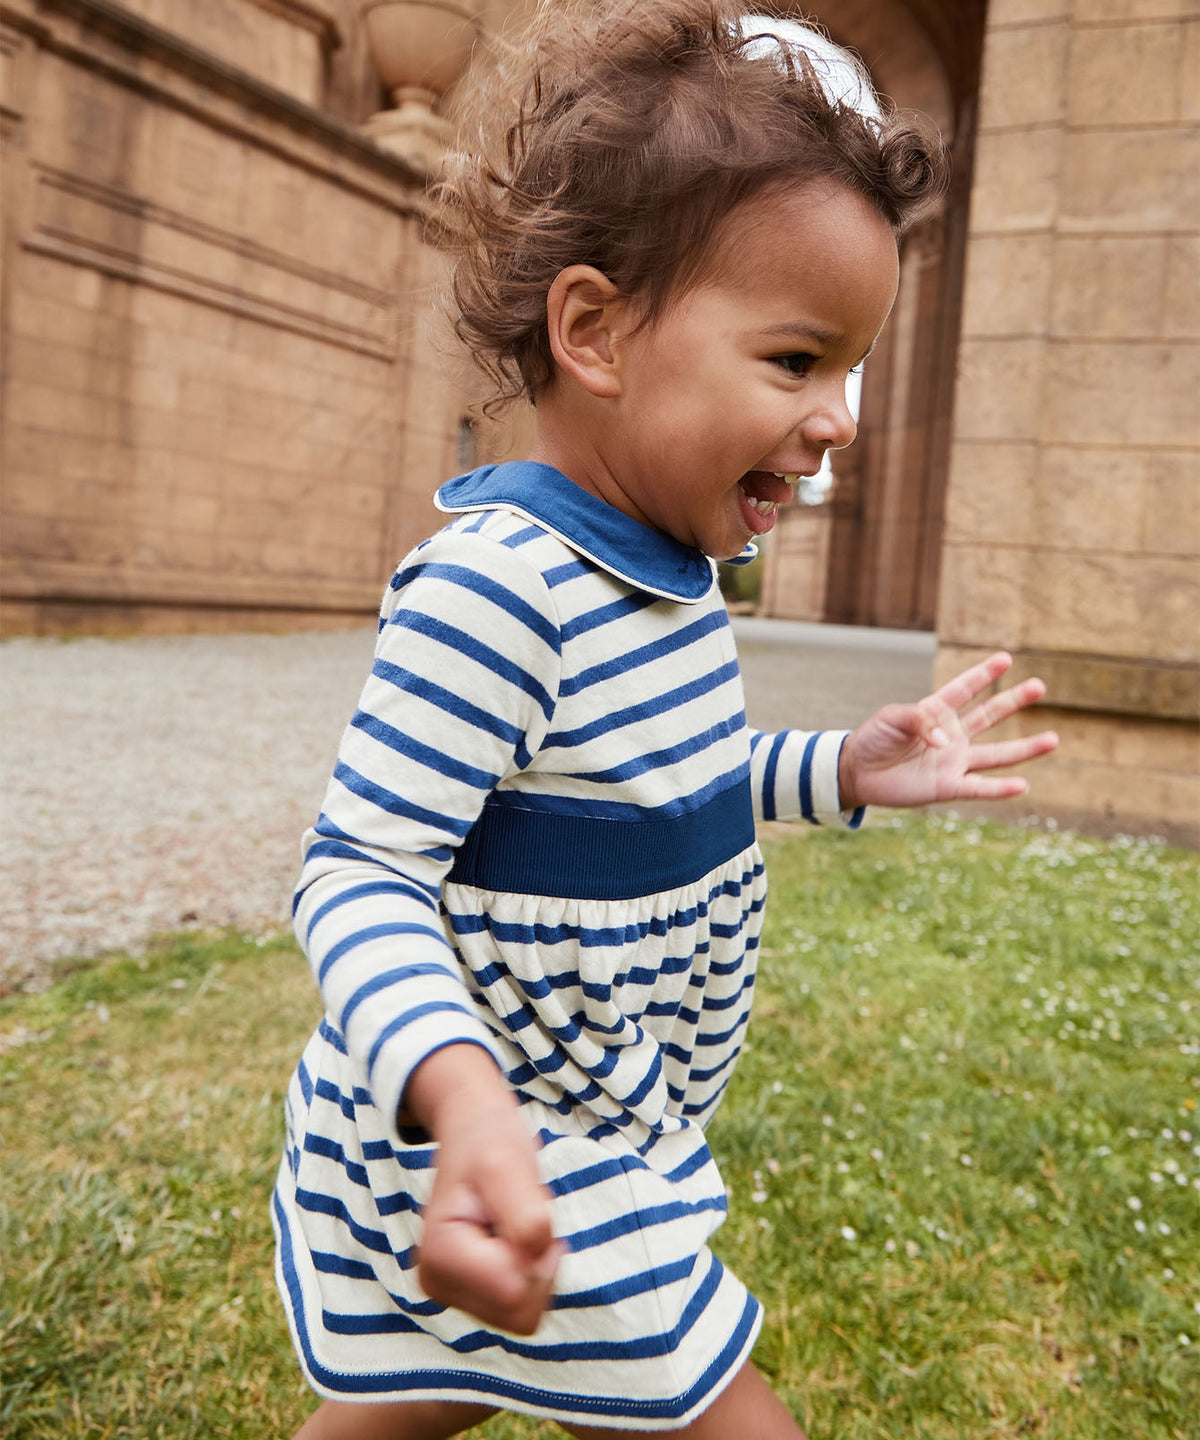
[273,4,1058,1436]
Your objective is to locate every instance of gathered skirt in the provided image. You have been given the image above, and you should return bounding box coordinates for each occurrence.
[274,846,768,1427]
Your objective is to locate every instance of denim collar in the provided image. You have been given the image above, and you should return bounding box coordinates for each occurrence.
[434,462,755,605]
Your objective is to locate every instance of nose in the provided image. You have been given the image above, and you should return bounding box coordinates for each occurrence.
[802,377,858,454]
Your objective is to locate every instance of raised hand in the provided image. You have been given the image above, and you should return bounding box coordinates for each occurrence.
[837,652,1059,813]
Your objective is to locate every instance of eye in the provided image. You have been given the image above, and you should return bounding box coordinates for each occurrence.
[771,352,816,378]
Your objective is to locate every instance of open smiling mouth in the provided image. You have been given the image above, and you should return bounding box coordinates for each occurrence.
[737,470,799,525]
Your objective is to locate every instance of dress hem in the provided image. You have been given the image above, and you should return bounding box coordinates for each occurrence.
[273,1171,764,1430]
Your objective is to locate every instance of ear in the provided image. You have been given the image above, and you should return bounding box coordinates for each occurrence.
[545,265,630,399]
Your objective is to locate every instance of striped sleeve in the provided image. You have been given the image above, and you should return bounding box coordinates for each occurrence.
[294,529,562,1144]
[746,727,865,829]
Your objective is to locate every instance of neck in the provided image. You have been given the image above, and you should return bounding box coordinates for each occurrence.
[527,386,646,527]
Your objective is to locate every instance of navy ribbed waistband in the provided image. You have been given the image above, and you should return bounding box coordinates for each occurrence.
[445,782,755,901]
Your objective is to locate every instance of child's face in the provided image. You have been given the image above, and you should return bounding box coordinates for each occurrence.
[601,182,900,560]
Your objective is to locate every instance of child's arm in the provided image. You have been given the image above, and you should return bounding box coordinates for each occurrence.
[747,726,862,827]
[293,531,564,1325]
[837,651,1058,811]
[405,1044,562,1335]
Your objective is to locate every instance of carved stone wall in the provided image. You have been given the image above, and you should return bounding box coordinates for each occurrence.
[1,0,1195,841]
[110,0,340,106]
[935,0,1199,844]
[1,0,472,631]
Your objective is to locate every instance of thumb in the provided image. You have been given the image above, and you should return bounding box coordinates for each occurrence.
[488,1159,559,1267]
[913,698,951,750]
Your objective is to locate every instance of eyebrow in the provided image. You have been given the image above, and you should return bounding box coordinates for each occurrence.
[759,321,879,366]
[760,321,842,346]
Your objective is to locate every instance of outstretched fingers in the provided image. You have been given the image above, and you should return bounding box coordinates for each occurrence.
[953,772,1033,801]
[966,729,1060,777]
[940,659,1060,800]
[949,728,1061,802]
[962,676,1048,739]
[840,654,1060,812]
[935,654,1057,741]
[933,652,1014,715]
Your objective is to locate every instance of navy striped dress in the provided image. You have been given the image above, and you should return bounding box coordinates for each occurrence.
[273,461,862,1427]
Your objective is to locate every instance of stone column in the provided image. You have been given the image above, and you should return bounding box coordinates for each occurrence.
[760,504,833,622]
[937,0,1199,844]
[854,215,948,629]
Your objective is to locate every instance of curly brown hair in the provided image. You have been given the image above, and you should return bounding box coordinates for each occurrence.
[437,0,948,408]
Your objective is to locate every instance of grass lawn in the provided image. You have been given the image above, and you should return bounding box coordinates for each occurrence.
[2,815,1197,1438]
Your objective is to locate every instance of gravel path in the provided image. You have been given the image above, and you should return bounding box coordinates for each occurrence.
[1,619,933,994]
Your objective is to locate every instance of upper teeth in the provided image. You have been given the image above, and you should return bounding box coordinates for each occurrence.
[773,472,801,483]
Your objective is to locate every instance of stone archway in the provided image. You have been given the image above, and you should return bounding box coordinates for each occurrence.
[760,0,987,631]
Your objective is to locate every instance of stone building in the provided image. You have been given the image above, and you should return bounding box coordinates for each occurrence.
[1,0,1196,843]
[0,0,504,633]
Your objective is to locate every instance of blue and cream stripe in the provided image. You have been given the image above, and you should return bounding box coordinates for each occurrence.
[274,463,859,1428]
